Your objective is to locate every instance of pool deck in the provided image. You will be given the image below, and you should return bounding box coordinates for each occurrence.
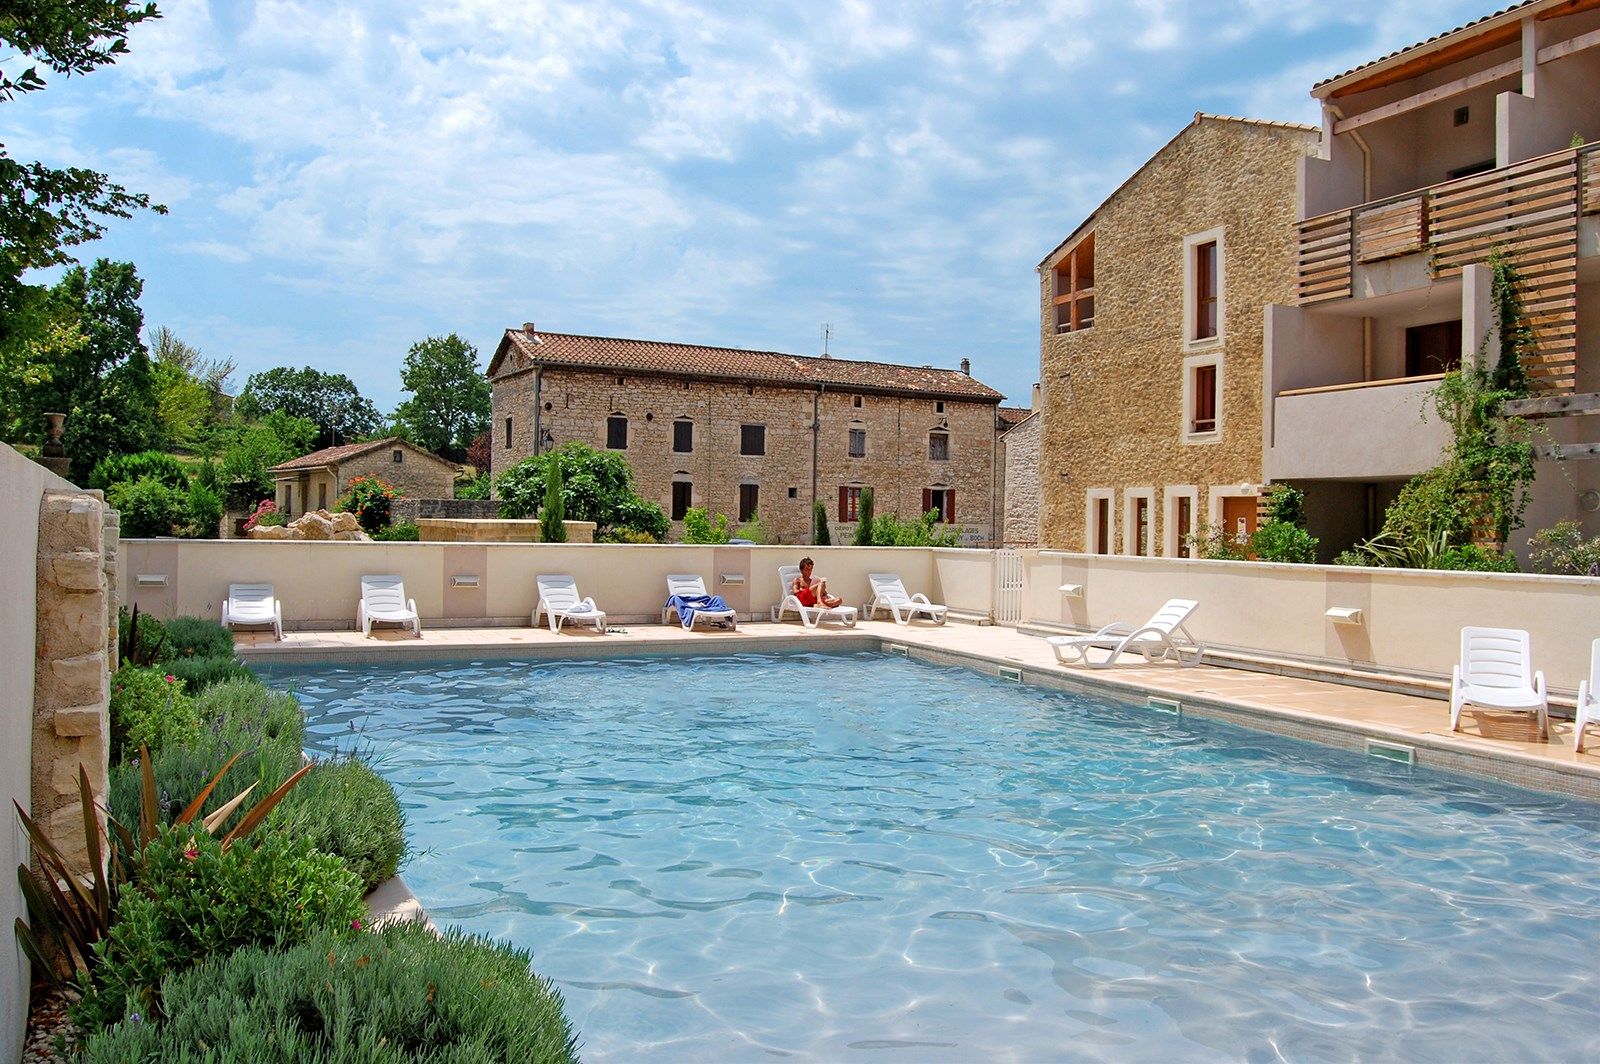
[238,620,1600,801]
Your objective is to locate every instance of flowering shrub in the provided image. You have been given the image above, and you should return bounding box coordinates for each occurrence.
[109,667,199,762]
[242,499,285,530]
[73,828,365,1031]
[334,475,401,535]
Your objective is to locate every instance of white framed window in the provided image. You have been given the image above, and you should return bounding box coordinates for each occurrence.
[1123,487,1155,557]
[1085,488,1115,555]
[1182,352,1223,444]
[1163,485,1199,558]
[1182,227,1225,350]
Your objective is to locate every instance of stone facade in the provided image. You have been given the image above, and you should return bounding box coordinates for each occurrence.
[1000,412,1041,546]
[490,334,1005,545]
[271,438,459,518]
[32,489,113,874]
[1037,115,1317,554]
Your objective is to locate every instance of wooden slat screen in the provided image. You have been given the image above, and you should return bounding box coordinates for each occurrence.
[1295,211,1352,304]
[1427,150,1579,393]
[1355,196,1425,263]
[1295,145,1586,392]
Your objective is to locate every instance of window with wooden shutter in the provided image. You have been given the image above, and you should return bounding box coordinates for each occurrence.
[848,427,866,458]
[739,483,759,522]
[740,424,765,456]
[673,420,693,453]
[925,488,954,522]
[671,481,692,520]
[839,486,862,522]
[606,415,628,450]
[928,431,949,461]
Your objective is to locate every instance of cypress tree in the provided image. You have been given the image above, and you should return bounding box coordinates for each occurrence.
[540,460,567,542]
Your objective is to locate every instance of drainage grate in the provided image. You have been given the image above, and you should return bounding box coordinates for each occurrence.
[1146,696,1181,714]
[1365,739,1416,766]
[999,666,1022,683]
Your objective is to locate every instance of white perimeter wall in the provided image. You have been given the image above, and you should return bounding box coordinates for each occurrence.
[0,445,75,1062]
[120,539,1599,691]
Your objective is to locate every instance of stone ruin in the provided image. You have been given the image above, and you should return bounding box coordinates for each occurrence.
[247,508,370,541]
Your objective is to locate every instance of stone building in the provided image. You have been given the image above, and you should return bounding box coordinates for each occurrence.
[269,437,459,518]
[1037,114,1318,555]
[999,404,1041,546]
[487,327,1007,544]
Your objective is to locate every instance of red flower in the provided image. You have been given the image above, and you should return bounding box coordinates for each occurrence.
[164,674,175,683]
[184,846,198,861]
[352,918,362,931]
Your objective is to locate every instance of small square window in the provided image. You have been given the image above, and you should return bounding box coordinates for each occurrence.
[392,449,403,464]
[935,401,945,414]
[848,428,866,458]
[787,487,798,499]
[616,376,626,386]
[740,424,765,456]
[606,415,628,450]
[852,395,863,408]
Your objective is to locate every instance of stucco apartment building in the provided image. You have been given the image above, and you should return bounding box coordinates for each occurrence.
[1266,0,1600,560]
[1037,114,1319,555]
[270,437,459,518]
[487,327,1006,544]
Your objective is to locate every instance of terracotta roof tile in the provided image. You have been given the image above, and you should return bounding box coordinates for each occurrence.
[268,437,452,473]
[998,406,1033,428]
[1312,1,1541,92]
[491,330,1005,402]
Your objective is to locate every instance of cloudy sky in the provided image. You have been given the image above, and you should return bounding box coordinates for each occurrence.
[4,0,1492,411]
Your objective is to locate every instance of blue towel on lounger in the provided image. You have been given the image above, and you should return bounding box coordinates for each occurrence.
[665,594,731,629]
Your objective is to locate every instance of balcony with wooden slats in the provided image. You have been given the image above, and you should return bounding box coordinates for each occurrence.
[1294,142,1600,392]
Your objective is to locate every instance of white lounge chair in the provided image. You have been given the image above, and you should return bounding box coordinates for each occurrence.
[1046,599,1204,668]
[661,574,737,630]
[1450,626,1547,739]
[358,575,421,638]
[865,573,947,625]
[1576,638,1599,753]
[534,575,606,634]
[771,564,857,628]
[221,583,283,641]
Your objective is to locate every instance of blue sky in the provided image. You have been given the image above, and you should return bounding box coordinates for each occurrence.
[3,0,1494,411]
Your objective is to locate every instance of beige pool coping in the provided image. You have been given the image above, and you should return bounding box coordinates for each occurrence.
[237,619,1600,802]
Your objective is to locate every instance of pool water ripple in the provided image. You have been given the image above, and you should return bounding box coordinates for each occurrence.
[264,651,1600,1063]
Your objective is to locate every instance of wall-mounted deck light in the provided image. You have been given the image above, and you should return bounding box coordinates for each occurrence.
[450,574,481,589]
[135,574,168,587]
[1057,583,1084,597]
[1325,606,1363,625]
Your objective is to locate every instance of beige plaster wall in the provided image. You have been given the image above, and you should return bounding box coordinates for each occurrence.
[1038,118,1317,553]
[118,541,975,626]
[0,444,78,1063]
[1024,550,1600,692]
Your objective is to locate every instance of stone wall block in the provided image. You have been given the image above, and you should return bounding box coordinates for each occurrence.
[37,493,104,558]
[53,705,106,738]
[42,652,106,708]
[51,551,106,591]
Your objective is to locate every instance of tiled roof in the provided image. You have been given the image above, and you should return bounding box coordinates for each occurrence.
[997,406,1033,428]
[490,330,1005,402]
[269,437,452,473]
[1312,1,1544,93]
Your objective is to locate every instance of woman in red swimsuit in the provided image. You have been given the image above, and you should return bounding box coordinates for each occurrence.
[792,557,843,608]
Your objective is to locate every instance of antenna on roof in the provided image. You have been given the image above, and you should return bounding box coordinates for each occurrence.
[820,323,832,359]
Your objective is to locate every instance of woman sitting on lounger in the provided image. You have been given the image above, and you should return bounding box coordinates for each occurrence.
[792,557,843,609]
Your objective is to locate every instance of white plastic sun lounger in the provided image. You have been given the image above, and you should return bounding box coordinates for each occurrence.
[1451,626,1547,739]
[534,575,607,634]
[661,573,737,630]
[1575,638,1599,753]
[865,573,947,625]
[221,582,283,640]
[1046,598,1204,668]
[771,564,857,628]
[358,575,421,638]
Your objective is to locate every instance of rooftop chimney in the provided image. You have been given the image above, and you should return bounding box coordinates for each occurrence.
[960,358,971,375]
[1031,382,1041,408]
[522,322,537,335]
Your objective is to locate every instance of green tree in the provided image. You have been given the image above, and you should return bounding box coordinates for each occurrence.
[540,460,567,543]
[391,334,490,460]
[681,507,733,544]
[23,260,162,479]
[0,2,165,325]
[237,366,382,450]
[812,500,831,545]
[215,411,317,510]
[149,325,234,449]
[496,441,667,541]
[852,486,875,546]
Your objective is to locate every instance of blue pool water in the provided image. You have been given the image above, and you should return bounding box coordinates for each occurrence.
[261,652,1600,1062]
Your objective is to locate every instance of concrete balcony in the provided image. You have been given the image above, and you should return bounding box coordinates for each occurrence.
[1265,376,1453,482]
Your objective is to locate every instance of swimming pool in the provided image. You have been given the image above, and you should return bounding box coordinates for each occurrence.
[263,651,1600,1062]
